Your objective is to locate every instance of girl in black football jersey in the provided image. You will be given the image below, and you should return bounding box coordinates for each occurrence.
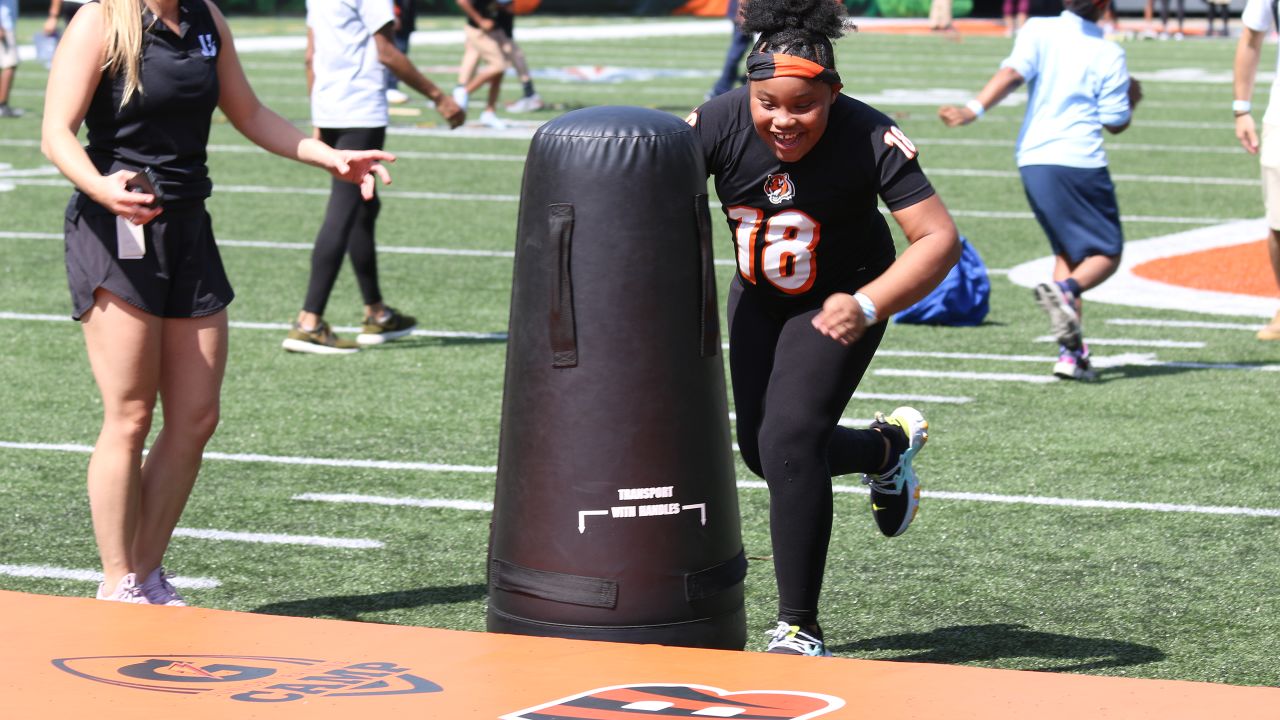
[41,0,393,605]
[688,0,960,655]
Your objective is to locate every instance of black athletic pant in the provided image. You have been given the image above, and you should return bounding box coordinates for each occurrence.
[727,278,889,629]
[1159,0,1185,30]
[303,126,385,317]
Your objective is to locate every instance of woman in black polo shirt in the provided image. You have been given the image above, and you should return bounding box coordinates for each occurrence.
[40,0,393,605]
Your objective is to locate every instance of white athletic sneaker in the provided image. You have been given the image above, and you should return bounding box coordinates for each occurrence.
[764,622,832,656]
[97,573,150,604]
[1053,344,1096,381]
[451,85,469,110]
[506,93,544,113]
[386,88,409,105]
[479,110,507,129]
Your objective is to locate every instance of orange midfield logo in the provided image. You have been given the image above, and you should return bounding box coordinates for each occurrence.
[51,655,442,703]
[503,683,845,719]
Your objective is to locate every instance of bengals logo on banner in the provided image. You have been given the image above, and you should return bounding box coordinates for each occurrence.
[763,173,795,205]
[502,683,844,720]
[51,655,442,704]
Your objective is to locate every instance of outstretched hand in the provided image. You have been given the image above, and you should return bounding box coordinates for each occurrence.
[331,150,395,200]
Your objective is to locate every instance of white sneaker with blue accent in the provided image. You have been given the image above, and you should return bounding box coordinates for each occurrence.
[863,406,928,538]
[765,622,832,656]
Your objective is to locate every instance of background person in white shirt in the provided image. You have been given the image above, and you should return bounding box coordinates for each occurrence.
[1232,0,1280,341]
[287,0,464,354]
[938,0,1141,381]
[0,0,19,117]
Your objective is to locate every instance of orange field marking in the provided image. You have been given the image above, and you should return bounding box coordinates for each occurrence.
[853,19,1010,35]
[0,590,1275,718]
[1133,239,1279,298]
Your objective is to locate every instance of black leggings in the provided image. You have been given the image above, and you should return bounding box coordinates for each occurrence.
[303,126,385,316]
[728,279,889,628]
[1159,0,1185,30]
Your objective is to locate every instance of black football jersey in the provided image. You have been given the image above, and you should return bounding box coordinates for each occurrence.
[689,86,935,301]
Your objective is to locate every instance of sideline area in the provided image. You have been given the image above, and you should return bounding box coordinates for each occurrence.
[1,590,1275,718]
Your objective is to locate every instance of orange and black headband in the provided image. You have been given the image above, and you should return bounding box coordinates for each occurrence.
[746,52,841,85]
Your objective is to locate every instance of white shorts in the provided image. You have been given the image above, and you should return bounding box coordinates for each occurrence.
[1261,123,1280,230]
[0,29,19,70]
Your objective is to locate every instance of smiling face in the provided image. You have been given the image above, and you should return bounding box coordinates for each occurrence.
[749,75,838,163]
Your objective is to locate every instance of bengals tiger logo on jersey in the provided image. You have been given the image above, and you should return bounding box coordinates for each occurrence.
[763,173,795,205]
[502,683,844,720]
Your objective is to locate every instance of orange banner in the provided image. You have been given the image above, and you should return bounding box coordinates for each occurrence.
[0,590,1274,718]
[675,0,729,17]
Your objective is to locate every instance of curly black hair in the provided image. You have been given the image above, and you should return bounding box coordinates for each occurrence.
[741,0,848,69]
[1064,0,1105,21]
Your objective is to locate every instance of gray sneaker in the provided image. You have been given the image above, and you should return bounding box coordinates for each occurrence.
[0,105,24,118]
[141,566,187,606]
[1033,282,1082,351]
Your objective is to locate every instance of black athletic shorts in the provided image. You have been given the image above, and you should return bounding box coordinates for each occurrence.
[63,192,234,321]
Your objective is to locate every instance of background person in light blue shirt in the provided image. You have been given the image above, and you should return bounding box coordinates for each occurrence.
[938,0,1142,381]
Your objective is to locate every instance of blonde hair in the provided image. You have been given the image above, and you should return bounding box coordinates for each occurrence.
[100,0,150,108]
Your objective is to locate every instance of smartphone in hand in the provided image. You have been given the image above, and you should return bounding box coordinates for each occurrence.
[125,167,163,209]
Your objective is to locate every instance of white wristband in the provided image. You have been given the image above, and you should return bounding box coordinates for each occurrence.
[853,292,878,325]
[965,99,985,119]
[1233,99,1252,115]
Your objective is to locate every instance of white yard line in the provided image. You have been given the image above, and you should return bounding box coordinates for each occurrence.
[6,442,1278,520]
[7,312,1278,372]
[0,312,509,341]
[6,176,1249,223]
[873,368,1060,384]
[295,493,495,512]
[0,139,1264,191]
[0,564,220,589]
[297,486,1280,520]
[1032,335,1205,349]
[171,528,383,549]
[1106,318,1265,331]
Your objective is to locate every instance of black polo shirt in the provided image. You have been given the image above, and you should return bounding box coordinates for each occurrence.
[689,87,935,302]
[83,0,221,202]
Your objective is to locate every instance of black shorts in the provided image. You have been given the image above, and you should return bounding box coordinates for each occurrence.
[64,192,234,321]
